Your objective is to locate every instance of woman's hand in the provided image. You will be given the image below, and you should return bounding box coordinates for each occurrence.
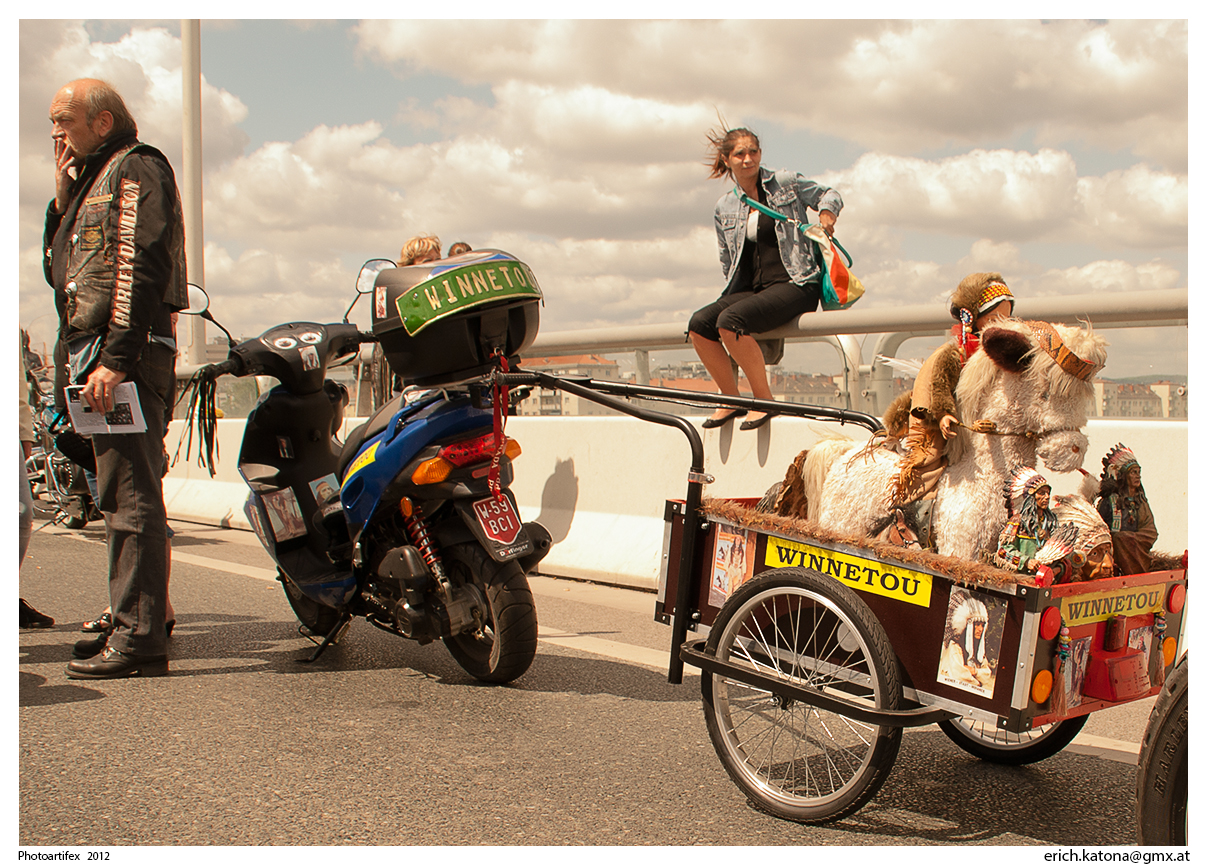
[818,209,837,237]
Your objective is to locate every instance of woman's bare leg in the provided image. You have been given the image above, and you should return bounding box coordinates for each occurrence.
[720,330,773,422]
[690,332,744,422]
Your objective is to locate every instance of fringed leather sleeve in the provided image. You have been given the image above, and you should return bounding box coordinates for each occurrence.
[909,342,963,425]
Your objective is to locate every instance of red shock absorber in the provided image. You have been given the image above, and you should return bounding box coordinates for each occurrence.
[402,508,449,591]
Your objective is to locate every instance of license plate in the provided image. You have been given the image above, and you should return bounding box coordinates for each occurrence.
[473,495,523,545]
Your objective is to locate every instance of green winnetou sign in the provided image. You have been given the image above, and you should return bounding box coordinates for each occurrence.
[395,259,542,336]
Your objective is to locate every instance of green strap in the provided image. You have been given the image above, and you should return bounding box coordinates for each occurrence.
[735,188,788,223]
[734,187,853,268]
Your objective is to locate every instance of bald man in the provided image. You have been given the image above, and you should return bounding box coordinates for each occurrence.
[44,78,187,679]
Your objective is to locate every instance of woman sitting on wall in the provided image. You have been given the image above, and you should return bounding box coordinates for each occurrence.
[687,125,843,431]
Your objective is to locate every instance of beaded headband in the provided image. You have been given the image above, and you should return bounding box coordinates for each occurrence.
[977,281,1013,315]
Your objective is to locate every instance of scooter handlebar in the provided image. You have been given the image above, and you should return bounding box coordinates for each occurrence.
[203,356,244,379]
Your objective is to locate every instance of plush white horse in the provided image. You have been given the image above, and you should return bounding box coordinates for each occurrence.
[803,319,1107,562]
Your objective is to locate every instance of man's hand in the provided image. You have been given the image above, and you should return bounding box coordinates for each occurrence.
[82,365,127,414]
[818,209,837,237]
[53,136,80,213]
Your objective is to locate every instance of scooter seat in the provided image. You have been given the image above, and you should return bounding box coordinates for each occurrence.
[337,394,402,481]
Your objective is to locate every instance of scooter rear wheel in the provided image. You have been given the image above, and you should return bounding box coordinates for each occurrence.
[441,542,537,684]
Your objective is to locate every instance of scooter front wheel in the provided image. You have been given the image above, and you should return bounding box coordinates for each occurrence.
[281,571,342,637]
[441,542,537,684]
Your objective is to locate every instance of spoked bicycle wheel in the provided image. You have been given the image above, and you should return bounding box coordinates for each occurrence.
[702,568,903,823]
[938,715,1087,765]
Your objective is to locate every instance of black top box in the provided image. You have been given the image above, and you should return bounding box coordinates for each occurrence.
[371,249,542,387]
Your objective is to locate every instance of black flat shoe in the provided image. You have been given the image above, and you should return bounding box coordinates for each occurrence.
[73,634,108,659]
[66,647,169,680]
[702,409,747,429]
[81,612,112,634]
[739,413,773,431]
[20,599,55,629]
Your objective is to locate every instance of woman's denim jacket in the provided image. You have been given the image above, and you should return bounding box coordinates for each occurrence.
[715,167,843,295]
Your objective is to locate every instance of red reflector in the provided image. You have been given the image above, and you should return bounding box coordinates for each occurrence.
[439,433,498,467]
[1039,606,1062,641]
[1167,584,1186,614]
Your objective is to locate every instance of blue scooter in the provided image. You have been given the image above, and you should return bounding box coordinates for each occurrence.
[182,251,549,683]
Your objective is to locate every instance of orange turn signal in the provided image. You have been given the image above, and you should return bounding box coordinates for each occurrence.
[411,457,454,486]
[1163,637,1178,668]
[1031,669,1053,704]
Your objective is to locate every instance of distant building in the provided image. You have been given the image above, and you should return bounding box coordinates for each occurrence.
[1148,381,1188,418]
[651,361,710,381]
[772,370,846,409]
[1099,382,1165,419]
[509,356,1186,421]
[205,337,231,364]
[515,355,623,416]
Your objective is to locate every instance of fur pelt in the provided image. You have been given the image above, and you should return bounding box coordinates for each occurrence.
[702,498,1026,589]
[911,341,965,425]
[882,391,913,439]
[803,319,1108,563]
[763,448,811,519]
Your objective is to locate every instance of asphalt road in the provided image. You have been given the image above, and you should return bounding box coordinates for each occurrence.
[20,520,1155,847]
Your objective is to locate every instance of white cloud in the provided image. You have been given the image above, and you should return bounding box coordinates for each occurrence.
[1020,259,1184,299]
[18,20,1186,382]
[823,149,1186,249]
[20,21,249,171]
[356,19,1187,170]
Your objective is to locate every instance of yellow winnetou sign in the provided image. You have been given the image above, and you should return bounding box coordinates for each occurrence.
[765,536,933,608]
[1060,585,1166,627]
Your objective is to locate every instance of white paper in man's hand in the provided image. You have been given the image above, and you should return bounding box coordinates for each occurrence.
[64,382,148,434]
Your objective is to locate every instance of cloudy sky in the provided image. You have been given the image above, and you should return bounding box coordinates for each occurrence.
[18,19,1188,379]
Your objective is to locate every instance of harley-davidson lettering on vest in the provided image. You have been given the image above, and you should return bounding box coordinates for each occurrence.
[61,144,187,338]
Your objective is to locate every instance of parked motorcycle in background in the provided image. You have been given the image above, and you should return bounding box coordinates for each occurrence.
[25,377,101,530]
[180,250,550,683]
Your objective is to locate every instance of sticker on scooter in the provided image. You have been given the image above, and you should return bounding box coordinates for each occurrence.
[263,488,307,541]
[473,496,522,545]
[308,474,342,517]
[299,345,320,371]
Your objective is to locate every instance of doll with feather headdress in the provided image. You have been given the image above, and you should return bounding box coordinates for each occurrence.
[993,465,1078,585]
[1051,492,1115,582]
[1096,443,1158,575]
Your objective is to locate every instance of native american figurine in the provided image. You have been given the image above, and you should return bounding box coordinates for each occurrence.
[882,272,1015,507]
[994,465,1078,585]
[1052,491,1115,582]
[803,317,1107,563]
[1096,443,1158,575]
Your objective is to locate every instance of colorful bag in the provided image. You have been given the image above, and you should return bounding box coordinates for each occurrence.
[736,189,865,311]
[801,223,865,311]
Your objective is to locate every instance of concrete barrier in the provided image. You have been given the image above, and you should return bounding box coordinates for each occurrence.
[165,416,1187,592]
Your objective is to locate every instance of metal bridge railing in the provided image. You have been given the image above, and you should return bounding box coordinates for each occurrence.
[520,288,1188,417]
[177,288,1187,421]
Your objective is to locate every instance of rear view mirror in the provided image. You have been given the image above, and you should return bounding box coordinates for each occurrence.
[183,283,210,316]
[356,259,395,295]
